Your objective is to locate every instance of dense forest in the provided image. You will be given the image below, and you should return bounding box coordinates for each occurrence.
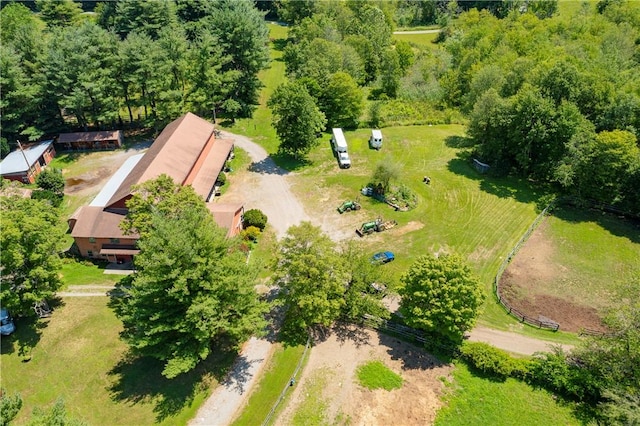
[1,0,639,212]
[1,0,270,146]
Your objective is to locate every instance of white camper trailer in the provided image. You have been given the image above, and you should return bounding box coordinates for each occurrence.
[369,129,383,150]
[331,128,351,168]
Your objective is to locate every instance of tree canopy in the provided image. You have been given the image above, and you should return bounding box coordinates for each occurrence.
[274,222,347,339]
[0,0,270,143]
[0,197,64,317]
[399,253,485,343]
[268,81,327,159]
[113,177,267,378]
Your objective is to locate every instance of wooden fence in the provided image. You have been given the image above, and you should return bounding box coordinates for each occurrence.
[494,199,560,331]
[261,337,310,426]
[494,196,636,333]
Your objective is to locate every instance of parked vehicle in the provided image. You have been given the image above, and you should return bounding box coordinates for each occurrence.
[1,308,16,336]
[371,251,395,264]
[337,200,361,213]
[356,218,398,236]
[369,129,383,150]
[331,128,351,169]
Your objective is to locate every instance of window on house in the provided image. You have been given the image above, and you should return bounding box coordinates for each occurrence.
[110,238,120,244]
[87,250,93,257]
[89,237,96,243]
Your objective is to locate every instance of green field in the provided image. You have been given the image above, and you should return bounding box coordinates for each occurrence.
[527,205,640,313]
[0,298,228,425]
[435,361,580,426]
[392,31,440,49]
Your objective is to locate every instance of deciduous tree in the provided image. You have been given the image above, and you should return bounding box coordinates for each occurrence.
[319,72,363,129]
[113,179,267,378]
[36,168,65,195]
[274,222,347,340]
[268,81,326,159]
[399,253,485,343]
[0,198,63,317]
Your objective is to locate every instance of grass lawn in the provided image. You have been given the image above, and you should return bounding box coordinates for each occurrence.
[231,343,307,426]
[356,360,403,391]
[227,22,287,158]
[532,205,640,313]
[435,361,581,426]
[292,124,574,334]
[290,368,331,426]
[0,298,231,426]
[59,259,122,287]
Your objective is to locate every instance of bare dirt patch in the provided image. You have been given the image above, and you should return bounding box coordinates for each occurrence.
[499,220,607,333]
[277,327,452,425]
[62,142,151,198]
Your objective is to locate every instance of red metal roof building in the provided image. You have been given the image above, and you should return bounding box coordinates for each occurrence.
[68,113,241,263]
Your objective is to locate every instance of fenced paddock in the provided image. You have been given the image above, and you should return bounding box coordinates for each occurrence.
[493,199,560,331]
[494,197,637,334]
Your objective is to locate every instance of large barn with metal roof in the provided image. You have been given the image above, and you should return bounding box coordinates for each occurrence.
[68,113,243,263]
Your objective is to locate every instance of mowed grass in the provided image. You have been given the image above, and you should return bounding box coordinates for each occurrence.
[59,259,121,287]
[356,361,403,391]
[435,361,580,426]
[231,344,307,426]
[228,22,287,157]
[528,206,640,312]
[293,124,572,338]
[0,298,228,426]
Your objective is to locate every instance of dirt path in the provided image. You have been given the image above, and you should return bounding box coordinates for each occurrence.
[468,326,573,355]
[189,337,274,426]
[218,131,354,241]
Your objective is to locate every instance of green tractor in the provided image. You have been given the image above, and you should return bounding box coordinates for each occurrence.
[337,200,361,214]
[356,218,398,237]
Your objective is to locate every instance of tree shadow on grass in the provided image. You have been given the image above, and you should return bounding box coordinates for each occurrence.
[550,204,640,244]
[271,38,288,52]
[108,347,237,422]
[444,135,477,149]
[0,297,63,358]
[269,152,311,172]
[0,315,48,359]
[447,155,554,211]
[53,152,85,164]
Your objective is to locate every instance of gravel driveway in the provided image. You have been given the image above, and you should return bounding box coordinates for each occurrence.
[216,131,310,239]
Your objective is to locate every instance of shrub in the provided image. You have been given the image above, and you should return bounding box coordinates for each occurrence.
[242,226,261,241]
[36,168,65,194]
[459,341,526,379]
[216,172,227,186]
[0,388,22,426]
[528,347,602,402]
[243,209,267,231]
[31,189,63,207]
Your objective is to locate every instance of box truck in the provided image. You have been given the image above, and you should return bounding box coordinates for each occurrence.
[331,128,351,169]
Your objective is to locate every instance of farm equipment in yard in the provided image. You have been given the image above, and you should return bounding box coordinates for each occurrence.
[337,200,361,214]
[356,218,398,237]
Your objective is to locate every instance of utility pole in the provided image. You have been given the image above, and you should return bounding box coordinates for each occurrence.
[17,140,35,183]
